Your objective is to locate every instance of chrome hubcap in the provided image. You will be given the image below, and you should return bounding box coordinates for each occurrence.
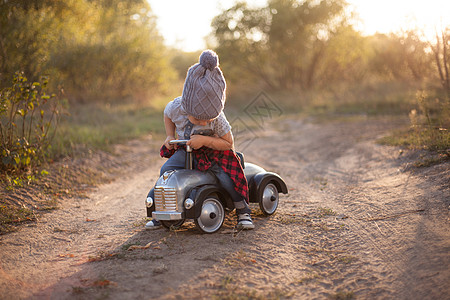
[261,183,279,214]
[197,198,224,233]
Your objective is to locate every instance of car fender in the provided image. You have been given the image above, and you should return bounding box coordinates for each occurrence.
[186,185,233,219]
[248,172,288,203]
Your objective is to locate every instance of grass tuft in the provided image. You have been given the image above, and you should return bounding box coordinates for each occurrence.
[330,291,355,300]
[0,204,35,233]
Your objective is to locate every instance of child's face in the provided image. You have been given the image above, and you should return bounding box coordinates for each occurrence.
[188,115,214,126]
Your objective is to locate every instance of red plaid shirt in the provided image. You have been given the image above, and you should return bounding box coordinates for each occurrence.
[160,145,249,202]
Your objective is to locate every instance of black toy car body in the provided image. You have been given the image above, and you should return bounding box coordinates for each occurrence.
[146,140,288,233]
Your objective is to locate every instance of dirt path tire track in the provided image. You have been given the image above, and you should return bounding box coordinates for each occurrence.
[0,116,448,299]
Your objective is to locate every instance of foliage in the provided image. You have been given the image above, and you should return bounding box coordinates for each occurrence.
[211,0,360,91]
[169,49,202,80]
[211,0,444,99]
[407,90,449,151]
[0,72,60,172]
[0,0,175,103]
[318,25,372,86]
[430,26,450,97]
[378,90,449,152]
[368,31,434,82]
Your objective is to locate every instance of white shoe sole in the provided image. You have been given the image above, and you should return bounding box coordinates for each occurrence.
[145,226,162,230]
[236,223,255,230]
[145,221,162,230]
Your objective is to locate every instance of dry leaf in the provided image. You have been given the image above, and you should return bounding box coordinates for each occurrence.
[127,241,154,251]
[91,279,117,287]
[58,253,75,258]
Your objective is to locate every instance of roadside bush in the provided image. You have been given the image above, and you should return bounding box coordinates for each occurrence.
[0,72,60,172]
[378,89,449,155]
[407,91,449,151]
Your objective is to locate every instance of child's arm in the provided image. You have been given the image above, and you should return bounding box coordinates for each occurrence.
[187,130,234,151]
[164,115,177,149]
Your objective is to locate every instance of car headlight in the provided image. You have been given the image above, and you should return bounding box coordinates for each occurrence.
[184,198,194,209]
[146,197,153,208]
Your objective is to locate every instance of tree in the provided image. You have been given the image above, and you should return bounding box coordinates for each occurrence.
[368,31,433,82]
[0,0,175,102]
[431,26,450,97]
[211,0,351,91]
[318,25,372,86]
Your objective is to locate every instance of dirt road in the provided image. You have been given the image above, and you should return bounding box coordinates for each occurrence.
[0,116,449,299]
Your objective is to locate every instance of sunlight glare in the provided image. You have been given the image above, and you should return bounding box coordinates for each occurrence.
[147,0,449,51]
[349,0,449,41]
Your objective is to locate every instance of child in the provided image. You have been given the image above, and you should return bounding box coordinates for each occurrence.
[146,50,254,230]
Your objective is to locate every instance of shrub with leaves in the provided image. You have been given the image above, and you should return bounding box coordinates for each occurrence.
[0,72,60,172]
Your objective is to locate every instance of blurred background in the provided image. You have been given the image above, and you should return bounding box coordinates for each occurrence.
[0,0,449,172]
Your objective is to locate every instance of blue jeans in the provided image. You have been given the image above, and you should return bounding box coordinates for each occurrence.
[160,148,189,176]
[160,149,251,214]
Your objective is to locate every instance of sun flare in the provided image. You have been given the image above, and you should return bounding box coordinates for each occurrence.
[349,0,449,41]
[147,0,449,51]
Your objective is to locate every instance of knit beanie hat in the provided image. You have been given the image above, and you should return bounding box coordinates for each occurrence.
[181,50,226,120]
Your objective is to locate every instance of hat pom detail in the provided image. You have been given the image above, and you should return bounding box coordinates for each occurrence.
[199,50,219,70]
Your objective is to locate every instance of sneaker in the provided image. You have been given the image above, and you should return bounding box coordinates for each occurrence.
[145,219,162,230]
[236,213,255,230]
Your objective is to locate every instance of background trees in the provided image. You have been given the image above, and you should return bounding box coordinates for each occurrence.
[212,0,364,91]
[1,0,446,103]
[431,27,450,96]
[0,0,175,103]
[211,0,446,100]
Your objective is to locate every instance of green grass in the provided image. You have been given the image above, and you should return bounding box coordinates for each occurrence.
[412,154,450,167]
[377,89,449,154]
[378,127,450,152]
[49,99,167,159]
[227,80,419,117]
[377,89,449,153]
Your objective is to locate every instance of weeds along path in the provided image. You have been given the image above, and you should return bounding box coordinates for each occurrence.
[0,116,449,299]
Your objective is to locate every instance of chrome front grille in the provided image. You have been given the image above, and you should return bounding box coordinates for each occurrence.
[154,186,178,211]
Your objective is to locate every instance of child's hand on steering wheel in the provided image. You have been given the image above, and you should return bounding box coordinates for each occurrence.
[187,135,206,150]
[164,135,176,149]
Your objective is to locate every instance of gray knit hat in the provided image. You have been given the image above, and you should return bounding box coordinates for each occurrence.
[181,50,226,120]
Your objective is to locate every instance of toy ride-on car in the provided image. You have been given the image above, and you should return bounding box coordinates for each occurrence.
[145,140,288,233]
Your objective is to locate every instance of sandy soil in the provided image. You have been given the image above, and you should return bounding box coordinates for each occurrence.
[0,116,449,300]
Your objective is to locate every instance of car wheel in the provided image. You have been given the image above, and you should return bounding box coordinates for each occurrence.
[259,182,279,215]
[160,219,185,229]
[194,196,225,233]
